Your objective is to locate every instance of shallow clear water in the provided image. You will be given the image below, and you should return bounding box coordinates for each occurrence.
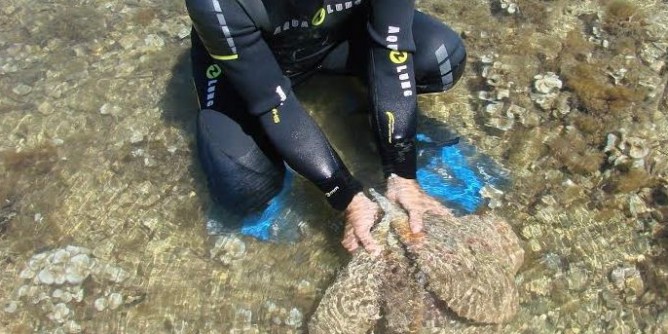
[1,0,668,333]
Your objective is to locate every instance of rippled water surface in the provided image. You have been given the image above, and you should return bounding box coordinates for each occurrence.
[1,0,668,333]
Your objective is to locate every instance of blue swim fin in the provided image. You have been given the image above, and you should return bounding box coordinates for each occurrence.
[416,133,508,214]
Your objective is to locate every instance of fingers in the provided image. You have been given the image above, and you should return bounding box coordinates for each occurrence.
[342,194,380,255]
[342,222,379,255]
[404,196,449,233]
[408,210,424,233]
[341,223,359,253]
[426,199,452,217]
[354,226,380,256]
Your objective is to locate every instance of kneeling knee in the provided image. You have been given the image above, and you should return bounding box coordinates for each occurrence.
[416,28,468,92]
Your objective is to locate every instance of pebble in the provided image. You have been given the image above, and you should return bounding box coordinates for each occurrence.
[38,101,55,114]
[528,239,542,253]
[19,267,36,280]
[65,269,87,285]
[522,225,543,239]
[609,318,633,334]
[68,254,92,272]
[541,252,563,272]
[71,286,85,302]
[108,292,123,310]
[4,301,19,313]
[38,268,56,285]
[177,26,191,39]
[236,308,252,324]
[118,35,139,50]
[534,72,562,94]
[212,235,247,265]
[3,5,16,15]
[600,289,622,310]
[130,131,145,144]
[63,320,82,333]
[54,289,73,303]
[51,249,71,264]
[487,116,514,134]
[104,265,129,283]
[12,83,32,96]
[49,303,71,324]
[94,297,108,311]
[99,103,116,115]
[566,266,589,291]
[144,34,165,50]
[499,0,518,14]
[610,266,645,296]
[656,310,668,333]
[263,300,278,317]
[52,289,64,299]
[296,279,314,296]
[525,276,551,296]
[16,285,30,298]
[285,308,303,328]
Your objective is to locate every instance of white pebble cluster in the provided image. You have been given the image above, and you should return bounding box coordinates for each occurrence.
[7,245,132,331]
[499,0,519,14]
[477,54,537,132]
[530,72,569,114]
[261,300,303,329]
[210,235,247,265]
[604,129,651,170]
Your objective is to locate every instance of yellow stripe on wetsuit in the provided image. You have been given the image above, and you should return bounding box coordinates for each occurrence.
[211,54,239,61]
[385,111,395,143]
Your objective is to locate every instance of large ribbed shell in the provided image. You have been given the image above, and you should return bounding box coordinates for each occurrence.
[308,193,392,334]
[307,249,384,334]
[378,227,424,333]
[420,293,501,334]
[309,189,525,331]
[405,213,523,324]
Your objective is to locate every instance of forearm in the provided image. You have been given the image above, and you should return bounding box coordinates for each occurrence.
[258,92,362,210]
[367,0,418,179]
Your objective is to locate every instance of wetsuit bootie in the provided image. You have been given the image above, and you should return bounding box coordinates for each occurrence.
[238,172,296,240]
[415,133,508,214]
[206,172,304,241]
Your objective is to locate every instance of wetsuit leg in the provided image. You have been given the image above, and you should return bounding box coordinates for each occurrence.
[191,31,286,215]
[411,11,467,93]
[321,10,467,93]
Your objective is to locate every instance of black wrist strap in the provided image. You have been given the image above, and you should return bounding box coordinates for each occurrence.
[314,169,363,211]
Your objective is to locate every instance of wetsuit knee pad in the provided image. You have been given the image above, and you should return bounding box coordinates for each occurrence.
[197,109,285,214]
[437,28,467,89]
[414,13,468,93]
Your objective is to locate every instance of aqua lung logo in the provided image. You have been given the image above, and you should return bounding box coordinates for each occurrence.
[389,51,408,64]
[273,19,310,35]
[312,8,326,26]
[206,64,222,79]
[326,0,362,14]
[205,64,222,107]
[273,0,363,35]
[386,26,413,97]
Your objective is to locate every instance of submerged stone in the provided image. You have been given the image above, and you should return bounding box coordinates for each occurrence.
[309,189,524,332]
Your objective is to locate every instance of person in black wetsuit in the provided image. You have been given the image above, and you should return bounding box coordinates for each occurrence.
[186,0,466,254]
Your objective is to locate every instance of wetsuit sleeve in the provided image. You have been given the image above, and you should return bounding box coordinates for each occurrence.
[186,0,362,210]
[367,0,418,179]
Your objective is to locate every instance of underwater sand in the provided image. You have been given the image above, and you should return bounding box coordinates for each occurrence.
[1,0,668,332]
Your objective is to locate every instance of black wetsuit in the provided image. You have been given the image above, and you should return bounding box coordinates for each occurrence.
[186,0,466,214]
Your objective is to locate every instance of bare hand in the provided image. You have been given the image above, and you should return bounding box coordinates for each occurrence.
[342,192,380,255]
[386,174,453,233]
